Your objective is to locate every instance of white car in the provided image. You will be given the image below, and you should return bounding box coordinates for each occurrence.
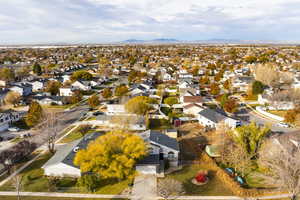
[8,127,20,132]
[277,122,290,128]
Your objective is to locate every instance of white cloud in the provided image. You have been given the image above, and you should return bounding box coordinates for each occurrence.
[0,0,300,43]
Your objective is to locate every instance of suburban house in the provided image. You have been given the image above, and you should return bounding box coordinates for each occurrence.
[30,80,47,92]
[32,96,64,105]
[136,130,180,174]
[197,108,241,129]
[232,76,254,92]
[9,83,32,96]
[59,87,73,96]
[0,109,22,132]
[183,103,205,116]
[42,132,104,177]
[42,130,179,177]
[71,81,92,91]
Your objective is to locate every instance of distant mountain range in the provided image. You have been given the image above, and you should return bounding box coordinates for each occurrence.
[122,38,179,43]
[120,38,300,44]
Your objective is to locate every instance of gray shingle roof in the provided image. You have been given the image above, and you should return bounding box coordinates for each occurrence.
[198,108,226,123]
[148,130,179,151]
[42,132,104,169]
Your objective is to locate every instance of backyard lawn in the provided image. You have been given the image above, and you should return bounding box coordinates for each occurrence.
[165,164,234,196]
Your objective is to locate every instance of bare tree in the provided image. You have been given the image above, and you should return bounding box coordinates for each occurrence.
[259,138,300,200]
[12,167,23,200]
[4,91,21,107]
[158,178,185,199]
[41,111,58,154]
[219,142,253,177]
[253,63,279,88]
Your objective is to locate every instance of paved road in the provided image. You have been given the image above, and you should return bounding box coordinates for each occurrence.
[132,175,157,200]
[0,104,89,186]
[235,107,297,132]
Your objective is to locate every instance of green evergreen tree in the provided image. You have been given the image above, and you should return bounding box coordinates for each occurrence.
[33,63,42,75]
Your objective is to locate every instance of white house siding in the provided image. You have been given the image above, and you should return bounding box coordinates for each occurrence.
[223,118,239,128]
[150,141,179,167]
[136,165,157,175]
[43,163,81,177]
[197,115,216,128]
[32,82,44,91]
[10,87,23,96]
[59,88,73,96]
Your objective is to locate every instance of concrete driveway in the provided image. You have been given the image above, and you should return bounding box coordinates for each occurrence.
[132,174,157,200]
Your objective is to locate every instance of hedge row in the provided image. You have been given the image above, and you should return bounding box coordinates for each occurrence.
[200,153,283,197]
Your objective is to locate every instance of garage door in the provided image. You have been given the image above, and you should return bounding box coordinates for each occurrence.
[136,165,157,174]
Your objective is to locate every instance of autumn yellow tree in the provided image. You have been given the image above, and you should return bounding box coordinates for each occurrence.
[74,130,147,180]
[125,96,156,115]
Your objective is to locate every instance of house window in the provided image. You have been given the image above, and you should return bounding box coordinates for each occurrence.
[168,152,175,159]
[148,147,154,154]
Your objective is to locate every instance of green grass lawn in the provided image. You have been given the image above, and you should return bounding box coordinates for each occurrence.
[0,153,53,192]
[59,127,95,143]
[0,151,131,195]
[165,165,234,196]
[86,116,97,121]
[95,178,132,194]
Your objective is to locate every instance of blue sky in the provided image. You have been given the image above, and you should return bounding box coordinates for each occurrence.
[0,0,300,44]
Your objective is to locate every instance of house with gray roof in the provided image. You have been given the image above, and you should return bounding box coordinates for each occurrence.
[136,130,180,175]
[42,132,104,177]
[42,130,180,177]
[197,108,241,129]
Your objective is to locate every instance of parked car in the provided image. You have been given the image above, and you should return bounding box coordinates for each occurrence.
[20,133,31,138]
[277,122,290,128]
[8,127,20,132]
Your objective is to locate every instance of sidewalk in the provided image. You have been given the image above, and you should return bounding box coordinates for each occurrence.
[0,191,129,199]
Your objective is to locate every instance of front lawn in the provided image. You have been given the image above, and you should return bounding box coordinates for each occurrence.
[0,152,131,195]
[0,153,53,192]
[59,128,94,143]
[165,164,234,196]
